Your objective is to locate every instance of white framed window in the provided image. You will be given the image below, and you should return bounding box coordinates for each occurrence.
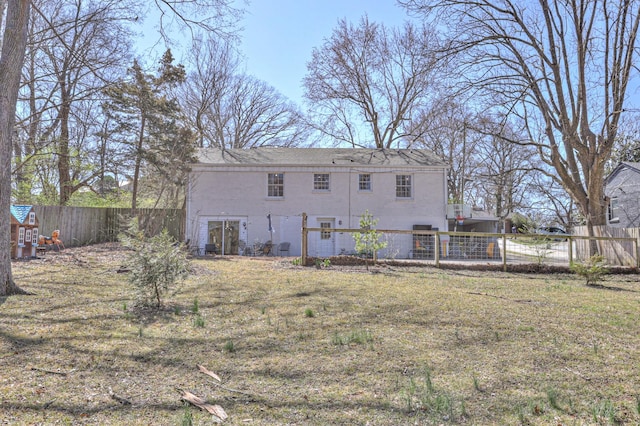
[359,174,371,191]
[313,173,330,191]
[28,212,36,225]
[608,197,619,223]
[320,222,332,240]
[267,173,284,197]
[32,228,39,244]
[18,227,25,245]
[396,175,412,198]
[25,229,32,244]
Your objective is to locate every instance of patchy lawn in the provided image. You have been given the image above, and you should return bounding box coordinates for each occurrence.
[2,243,639,425]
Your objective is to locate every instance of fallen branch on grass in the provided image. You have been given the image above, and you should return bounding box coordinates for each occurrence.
[179,389,227,422]
[198,364,222,382]
[109,388,132,405]
[30,367,68,376]
[197,364,260,399]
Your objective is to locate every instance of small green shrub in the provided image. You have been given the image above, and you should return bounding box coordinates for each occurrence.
[119,220,190,308]
[352,210,388,268]
[314,258,331,269]
[571,254,609,286]
[304,308,315,317]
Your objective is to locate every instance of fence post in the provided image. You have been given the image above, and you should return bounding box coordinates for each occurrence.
[502,234,507,272]
[568,236,573,266]
[301,213,308,266]
[434,231,440,268]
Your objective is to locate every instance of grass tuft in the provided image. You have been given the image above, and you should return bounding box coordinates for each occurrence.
[193,314,205,328]
[223,340,235,353]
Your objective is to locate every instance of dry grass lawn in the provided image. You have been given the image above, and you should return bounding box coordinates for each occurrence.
[1,243,639,425]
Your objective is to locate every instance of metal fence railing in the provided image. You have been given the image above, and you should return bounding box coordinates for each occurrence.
[301,225,639,271]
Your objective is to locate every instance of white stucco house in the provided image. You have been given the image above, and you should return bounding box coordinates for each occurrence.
[185,147,449,258]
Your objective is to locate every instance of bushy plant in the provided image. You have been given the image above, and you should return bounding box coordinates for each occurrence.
[352,210,388,268]
[571,254,609,286]
[120,220,190,307]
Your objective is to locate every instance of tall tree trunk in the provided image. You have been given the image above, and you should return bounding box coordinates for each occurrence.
[0,0,30,296]
[131,114,146,210]
[58,86,72,205]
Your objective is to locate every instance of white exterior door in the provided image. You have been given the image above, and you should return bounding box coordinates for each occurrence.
[316,218,335,257]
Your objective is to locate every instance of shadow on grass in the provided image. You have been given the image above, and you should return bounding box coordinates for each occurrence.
[586,282,639,292]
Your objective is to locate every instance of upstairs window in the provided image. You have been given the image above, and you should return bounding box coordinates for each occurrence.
[396,175,412,198]
[267,173,284,197]
[359,174,371,191]
[28,212,36,225]
[314,173,330,191]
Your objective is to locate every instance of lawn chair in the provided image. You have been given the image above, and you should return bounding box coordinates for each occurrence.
[277,242,290,256]
[205,243,218,255]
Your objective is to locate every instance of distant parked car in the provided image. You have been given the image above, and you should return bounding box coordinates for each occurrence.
[535,226,569,241]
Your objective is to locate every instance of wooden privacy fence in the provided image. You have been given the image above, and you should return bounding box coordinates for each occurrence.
[34,206,185,248]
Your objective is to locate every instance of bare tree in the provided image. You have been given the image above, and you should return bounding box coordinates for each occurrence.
[181,36,308,149]
[304,15,442,148]
[411,101,481,203]
[402,0,640,235]
[471,122,537,230]
[1,0,30,295]
[15,0,138,205]
[1,0,243,295]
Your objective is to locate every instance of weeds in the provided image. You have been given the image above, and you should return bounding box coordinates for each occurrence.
[193,314,205,328]
[223,340,235,353]
[591,398,617,424]
[402,366,459,422]
[546,387,561,410]
[180,403,193,426]
[571,254,609,286]
[331,329,373,346]
[304,308,315,318]
[472,374,481,392]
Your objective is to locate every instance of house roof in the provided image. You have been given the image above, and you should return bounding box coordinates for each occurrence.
[10,205,34,224]
[605,161,640,184]
[196,148,448,168]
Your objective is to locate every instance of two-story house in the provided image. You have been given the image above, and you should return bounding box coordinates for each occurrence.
[605,161,640,228]
[186,147,449,257]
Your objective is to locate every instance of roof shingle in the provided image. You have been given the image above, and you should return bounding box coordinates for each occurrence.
[196,148,447,167]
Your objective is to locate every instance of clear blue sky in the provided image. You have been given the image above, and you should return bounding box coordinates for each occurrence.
[238,1,412,106]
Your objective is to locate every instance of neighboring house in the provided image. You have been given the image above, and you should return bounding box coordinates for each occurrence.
[605,161,640,228]
[10,205,39,259]
[446,204,502,233]
[186,147,449,258]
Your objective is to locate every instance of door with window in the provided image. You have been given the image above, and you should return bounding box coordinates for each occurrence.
[317,219,335,257]
[208,220,240,255]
